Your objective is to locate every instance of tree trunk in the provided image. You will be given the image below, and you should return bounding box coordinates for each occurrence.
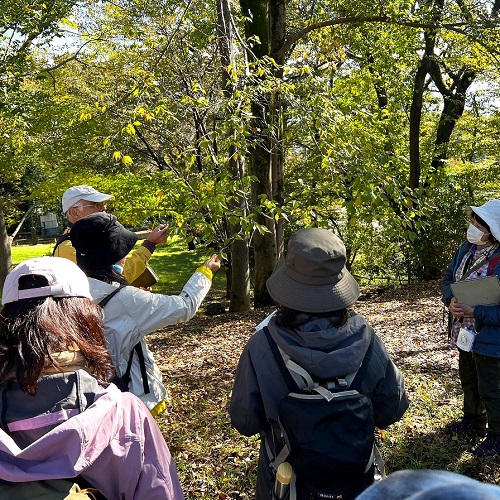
[218,0,251,311]
[416,68,476,280]
[229,237,250,310]
[429,69,476,174]
[408,33,434,190]
[406,4,439,280]
[270,0,286,259]
[249,98,277,306]
[240,0,278,307]
[0,203,12,289]
[428,0,500,170]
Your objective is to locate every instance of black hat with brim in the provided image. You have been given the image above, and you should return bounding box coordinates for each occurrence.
[71,213,138,272]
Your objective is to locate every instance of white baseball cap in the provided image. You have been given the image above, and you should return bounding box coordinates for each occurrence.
[61,185,113,214]
[469,200,500,242]
[2,257,92,305]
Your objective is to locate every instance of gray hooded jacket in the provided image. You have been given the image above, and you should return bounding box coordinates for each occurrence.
[230,311,409,499]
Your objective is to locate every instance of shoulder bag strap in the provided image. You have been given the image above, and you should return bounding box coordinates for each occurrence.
[116,343,139,392]
[133,343,150,394]
[98,284,127,307]
[461,248,500,281]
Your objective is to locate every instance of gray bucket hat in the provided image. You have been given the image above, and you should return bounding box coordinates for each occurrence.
[266,228,360,313]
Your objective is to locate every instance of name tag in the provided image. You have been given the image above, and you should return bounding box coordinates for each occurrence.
[456,327,476,352]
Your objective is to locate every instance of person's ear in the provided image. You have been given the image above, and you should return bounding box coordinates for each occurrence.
[67,206,79,222]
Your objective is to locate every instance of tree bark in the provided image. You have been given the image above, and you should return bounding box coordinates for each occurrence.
[218,0,251,311]
[240,0,278,307]
[408,31,435,190]
[0,203,12,289]
[429,68,476,174]
[426,0,500,168]
[249,98,277,306]
[270,0,286,259]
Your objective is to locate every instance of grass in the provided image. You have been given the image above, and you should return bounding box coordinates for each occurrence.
[10,237,227,298]
[11,243,55,264]
[147,238,226,297]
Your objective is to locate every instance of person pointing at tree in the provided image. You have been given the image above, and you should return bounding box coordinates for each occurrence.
[53,184,168,285]
[70,212,221,416]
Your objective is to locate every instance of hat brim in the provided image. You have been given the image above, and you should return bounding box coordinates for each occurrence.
[470,204,500,242]
[81,193,114,203]
[62,193,113,213]
[266,259,360,313]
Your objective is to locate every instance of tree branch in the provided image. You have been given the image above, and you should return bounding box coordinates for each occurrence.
[276,15,484,60]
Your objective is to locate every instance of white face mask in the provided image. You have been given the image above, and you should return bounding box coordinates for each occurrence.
[467,223,487,245]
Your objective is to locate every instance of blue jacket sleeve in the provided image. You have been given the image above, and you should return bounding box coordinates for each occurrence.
[229,343,267,437]
[442,242,470,306]
[475,304,500,326]
[474,260,500,327]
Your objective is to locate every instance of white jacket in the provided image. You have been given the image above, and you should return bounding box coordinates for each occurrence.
[89,271,212,410]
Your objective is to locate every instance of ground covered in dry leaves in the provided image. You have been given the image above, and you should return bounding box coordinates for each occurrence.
[150,281,500,499]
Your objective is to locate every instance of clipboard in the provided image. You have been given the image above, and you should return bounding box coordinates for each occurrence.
[130,265,159,288]
[451,276,500,306]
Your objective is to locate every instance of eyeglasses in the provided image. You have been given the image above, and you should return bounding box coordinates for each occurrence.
[74,202,107,211]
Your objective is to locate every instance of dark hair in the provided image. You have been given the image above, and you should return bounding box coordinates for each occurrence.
[471,212,495,242]
[274,306,348,329]
[0,275,114,395]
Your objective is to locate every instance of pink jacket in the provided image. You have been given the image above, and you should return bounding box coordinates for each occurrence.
[0,371,184,499]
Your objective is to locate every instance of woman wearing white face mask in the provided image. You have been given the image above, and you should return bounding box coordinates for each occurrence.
[442,200,500,456]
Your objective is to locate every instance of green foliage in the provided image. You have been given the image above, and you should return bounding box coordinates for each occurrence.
[4,0,500,290]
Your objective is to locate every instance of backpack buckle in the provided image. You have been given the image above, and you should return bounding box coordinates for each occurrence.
[337,378,348,388]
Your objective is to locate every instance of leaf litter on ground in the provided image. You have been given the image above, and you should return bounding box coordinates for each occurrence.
[150,281,500,498]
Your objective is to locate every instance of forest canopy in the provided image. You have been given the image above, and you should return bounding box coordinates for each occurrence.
[1,0,500,308]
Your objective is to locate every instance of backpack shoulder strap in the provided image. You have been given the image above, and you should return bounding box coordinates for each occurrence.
[264,325,372,397]
[282,327,374,399]
[264,325,321,392]
[263,326,299,392]
[98,284,127,307]
[52,232,72,256]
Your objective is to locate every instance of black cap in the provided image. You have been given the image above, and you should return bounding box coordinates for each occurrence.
[71,213,138,272]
